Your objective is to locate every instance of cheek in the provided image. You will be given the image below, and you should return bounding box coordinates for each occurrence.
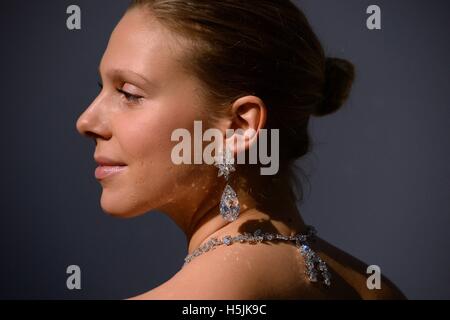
[119,117,173,161]
[112,101,205,187]
[115,97,206,163]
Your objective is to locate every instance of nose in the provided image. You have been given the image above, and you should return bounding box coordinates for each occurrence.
[76,94,111,141]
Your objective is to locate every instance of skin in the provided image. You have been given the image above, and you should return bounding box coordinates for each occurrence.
[76,7,406,300]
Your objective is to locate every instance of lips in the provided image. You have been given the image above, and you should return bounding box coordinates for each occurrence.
[94,155,127,166]
[94,155,127,180]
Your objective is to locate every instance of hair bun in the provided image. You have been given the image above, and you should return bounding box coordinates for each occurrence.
[313,57,355,117]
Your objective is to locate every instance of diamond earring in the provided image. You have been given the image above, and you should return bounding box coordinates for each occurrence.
[214,147,240,222]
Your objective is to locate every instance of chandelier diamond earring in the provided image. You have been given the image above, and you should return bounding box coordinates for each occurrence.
[214,147,240,222]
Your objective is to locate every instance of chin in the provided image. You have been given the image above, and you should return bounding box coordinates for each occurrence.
[99,192,148,219]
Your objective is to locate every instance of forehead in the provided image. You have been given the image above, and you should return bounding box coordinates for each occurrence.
[99,8,185,82]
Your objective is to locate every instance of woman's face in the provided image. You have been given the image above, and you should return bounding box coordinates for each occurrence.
[76,8,215,217]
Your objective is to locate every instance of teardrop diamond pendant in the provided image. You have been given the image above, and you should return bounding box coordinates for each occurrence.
[220,184,240,221]
[215,148,240,221]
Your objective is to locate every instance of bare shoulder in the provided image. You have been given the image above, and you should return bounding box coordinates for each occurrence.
[130,241,321,300]
[129,237,407,300]
[131,246,261,300]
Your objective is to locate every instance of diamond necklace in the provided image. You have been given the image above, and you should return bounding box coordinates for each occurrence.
[182,225,331,287]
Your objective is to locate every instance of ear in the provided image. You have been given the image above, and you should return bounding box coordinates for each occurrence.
[225,95,267,155]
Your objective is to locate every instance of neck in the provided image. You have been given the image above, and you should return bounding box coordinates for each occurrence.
[184,180,307,255]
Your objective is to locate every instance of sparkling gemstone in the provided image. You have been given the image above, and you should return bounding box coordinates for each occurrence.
[219,184,240,221]
[307,270,318,282]
[214,149,235,180]
[223,236,232,246]
[242,233,251,241]
[318,261,327,271]
[295,239,304,248]
[300,244,310,255]
[323,270,332,279]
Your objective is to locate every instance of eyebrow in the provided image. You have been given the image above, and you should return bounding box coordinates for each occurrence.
[98,66,158,89]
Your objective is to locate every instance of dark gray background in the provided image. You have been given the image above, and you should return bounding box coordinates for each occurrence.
[0,0,448,299]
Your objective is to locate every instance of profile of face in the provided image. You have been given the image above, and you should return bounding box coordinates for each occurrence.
[76,8,218,218]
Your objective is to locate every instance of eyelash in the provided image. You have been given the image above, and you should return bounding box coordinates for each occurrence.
[97,81,143,104]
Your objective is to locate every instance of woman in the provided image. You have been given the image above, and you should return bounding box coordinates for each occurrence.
[76,0,406,299]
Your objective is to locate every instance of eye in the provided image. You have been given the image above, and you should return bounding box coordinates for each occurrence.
[116,88,143,104]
